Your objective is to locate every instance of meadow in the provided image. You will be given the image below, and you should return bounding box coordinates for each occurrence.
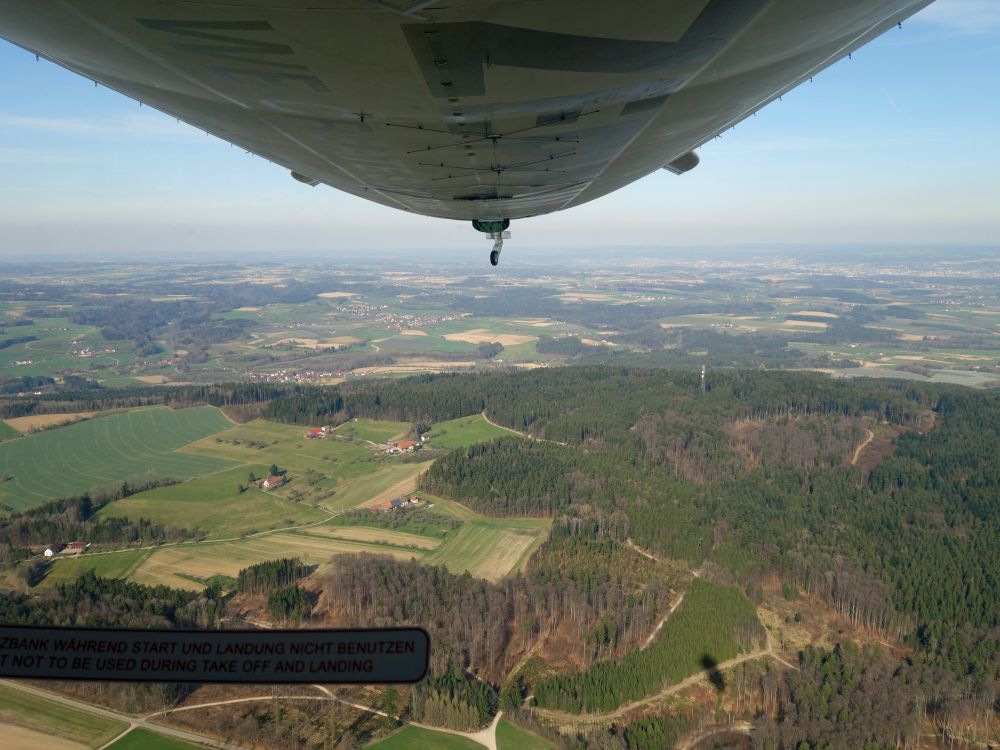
[127,532,426,590]
[43,548,151,586]
[0,407,235,511]
[0,420,18,442]
[0,317,101,378]
[324,462,431,511]
[179,419,417,509]
[21,409,546,589]
[336,418,411,443]
[3,412,96,433]
[105,728,204,750]
[425,414,514,451]
[425,518,550,582]
[44,500,547,589]
[300,524,443,551]
[96,465,330,539]
[0,685,127,748]
[496,719,554,750]
[365,725,482,750]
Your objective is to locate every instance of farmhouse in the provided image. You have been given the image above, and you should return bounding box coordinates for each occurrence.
[44,543,65,557]
[305,427,324,439]
[63,541,89,553]
[261,475,285,489]
[372,496,413,512]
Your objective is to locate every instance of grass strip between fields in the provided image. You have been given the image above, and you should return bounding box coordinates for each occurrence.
[0,684,128,748]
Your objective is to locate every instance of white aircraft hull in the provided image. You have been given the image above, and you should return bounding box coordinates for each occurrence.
[0,0,934,223]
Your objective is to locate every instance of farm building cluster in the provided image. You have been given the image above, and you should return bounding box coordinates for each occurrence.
[248,369,347,384]
[252,475,285,490]
[304,426,335,439]
[369,495,423,512]
[379,436,426,454]
[43,541,90,557]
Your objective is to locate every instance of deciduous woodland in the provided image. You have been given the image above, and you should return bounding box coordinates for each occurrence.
[1,367,998,748]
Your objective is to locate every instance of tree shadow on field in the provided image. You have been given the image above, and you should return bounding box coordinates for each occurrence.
[701,653,726,691]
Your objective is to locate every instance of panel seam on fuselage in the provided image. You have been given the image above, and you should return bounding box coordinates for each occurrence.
[554,0,780,212]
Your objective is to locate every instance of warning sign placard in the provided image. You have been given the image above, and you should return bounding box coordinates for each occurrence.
[0,626,428,683]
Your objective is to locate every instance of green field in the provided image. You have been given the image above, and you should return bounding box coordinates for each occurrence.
[96,465,329,538]
[0,317,138,380]
[301,524,443,551]
[337,418,412,443]
[0,420,18,443]
[62,507,546,589]
[0,684,128,748]
[426,414,514,451]
[496,719,553,750]
[179,419,423,509]
[366,725,483,750]
[324,462,431,511]
[0,406,236,511]
[419,494,479,521]
[105,728,204,750]
[426,517,550,581]
[43,548,151,586]
[128,530,424,590]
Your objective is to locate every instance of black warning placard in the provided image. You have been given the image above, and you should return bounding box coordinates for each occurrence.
[0,626,428,684]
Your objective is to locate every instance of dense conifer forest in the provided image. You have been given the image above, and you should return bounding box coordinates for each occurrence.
[235,557,309,596]
[532,578,765,712]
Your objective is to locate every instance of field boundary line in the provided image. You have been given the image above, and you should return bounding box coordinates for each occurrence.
[120,548,155,579]
[50,512,343,564]
[480,411,527,437]
[641,566,701,651]
[530,625,796,725]
[293,527,439,551]
[0,679,248,750]
[481,411,567,446]
[530,648,770,724]
[97,725,136,750]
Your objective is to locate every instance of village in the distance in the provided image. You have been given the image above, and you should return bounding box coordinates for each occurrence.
[1,246,999,750]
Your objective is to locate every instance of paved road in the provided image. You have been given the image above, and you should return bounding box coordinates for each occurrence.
[0,679,249,749]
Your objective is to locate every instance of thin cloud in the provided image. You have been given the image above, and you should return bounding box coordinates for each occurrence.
[706,135,851,156]
[913,0,1000,36]
[0,146,86,164]
[0,112,201,137]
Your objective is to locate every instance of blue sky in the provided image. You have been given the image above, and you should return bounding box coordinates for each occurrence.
[0,0,998,257]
